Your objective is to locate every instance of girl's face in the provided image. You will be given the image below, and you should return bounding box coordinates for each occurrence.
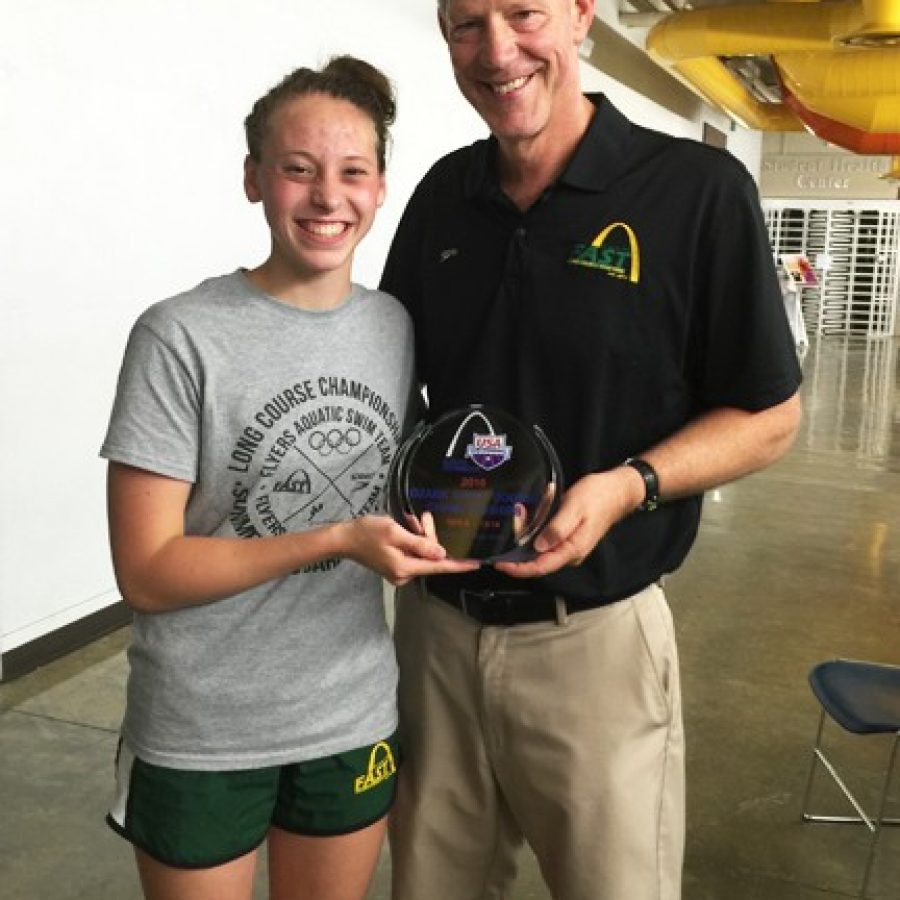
[244,93,386,285]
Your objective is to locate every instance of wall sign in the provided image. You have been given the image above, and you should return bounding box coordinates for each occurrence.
[761,154,898,200]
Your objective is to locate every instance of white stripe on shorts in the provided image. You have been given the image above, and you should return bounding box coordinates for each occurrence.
[109,740,136,829]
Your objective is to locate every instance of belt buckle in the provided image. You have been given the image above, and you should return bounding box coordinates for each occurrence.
[462,589,525,627]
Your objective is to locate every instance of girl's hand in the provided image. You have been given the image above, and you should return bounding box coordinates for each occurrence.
[337,514,479,585]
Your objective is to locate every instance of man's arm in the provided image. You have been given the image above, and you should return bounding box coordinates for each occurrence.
[495,391,802,577]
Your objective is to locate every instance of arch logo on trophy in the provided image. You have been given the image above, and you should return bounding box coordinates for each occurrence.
[388,405,562,562]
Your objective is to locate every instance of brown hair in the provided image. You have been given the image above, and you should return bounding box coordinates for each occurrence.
[244,56,396,169]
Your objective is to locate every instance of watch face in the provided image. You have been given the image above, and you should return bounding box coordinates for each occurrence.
[388,405,562,561]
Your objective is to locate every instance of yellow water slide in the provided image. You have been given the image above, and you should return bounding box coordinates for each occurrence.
[646,0,900,153]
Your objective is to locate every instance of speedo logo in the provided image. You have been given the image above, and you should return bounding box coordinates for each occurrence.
[354,741,397,794]
[567,221,641,283]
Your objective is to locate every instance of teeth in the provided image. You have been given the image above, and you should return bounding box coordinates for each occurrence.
[494,76,529,95]
[305,221,347,237]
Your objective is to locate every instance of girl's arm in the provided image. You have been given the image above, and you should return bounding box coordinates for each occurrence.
[108,462,477,613]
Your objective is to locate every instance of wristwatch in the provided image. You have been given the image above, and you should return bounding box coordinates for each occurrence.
[623,458,660,513]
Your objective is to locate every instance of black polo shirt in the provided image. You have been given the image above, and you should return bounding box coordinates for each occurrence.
[381,94,801,602]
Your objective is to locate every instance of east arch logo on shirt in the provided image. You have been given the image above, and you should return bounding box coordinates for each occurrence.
[567,221,641,283]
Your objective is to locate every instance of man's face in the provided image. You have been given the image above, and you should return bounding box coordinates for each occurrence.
[440,0,593,145]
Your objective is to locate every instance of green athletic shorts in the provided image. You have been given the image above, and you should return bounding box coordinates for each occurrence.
[106,734,399,869]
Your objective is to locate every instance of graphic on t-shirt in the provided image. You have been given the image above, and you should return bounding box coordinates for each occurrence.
[273,468,312,495]
[225,376,402,571]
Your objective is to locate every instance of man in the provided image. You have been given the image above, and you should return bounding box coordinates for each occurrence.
[380,1,803,898]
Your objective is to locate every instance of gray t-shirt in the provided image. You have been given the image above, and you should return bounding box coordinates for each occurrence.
[101,271,414,770]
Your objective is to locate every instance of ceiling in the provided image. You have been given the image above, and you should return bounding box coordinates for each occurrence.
[606,0,900,155]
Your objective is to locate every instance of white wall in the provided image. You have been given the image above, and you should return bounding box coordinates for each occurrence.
[0,0,758,667]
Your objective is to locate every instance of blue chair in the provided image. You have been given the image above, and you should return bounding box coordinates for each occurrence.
[802,658,900,898]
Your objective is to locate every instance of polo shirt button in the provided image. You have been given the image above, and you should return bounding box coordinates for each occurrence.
[515,227,526,238]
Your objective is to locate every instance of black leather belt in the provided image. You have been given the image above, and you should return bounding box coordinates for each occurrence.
[425,579,607,627]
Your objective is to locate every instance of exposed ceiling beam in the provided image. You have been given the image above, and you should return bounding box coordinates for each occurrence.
[583,17,703,120]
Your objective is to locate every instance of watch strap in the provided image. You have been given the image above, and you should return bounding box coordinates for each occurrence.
[624,457,660,512]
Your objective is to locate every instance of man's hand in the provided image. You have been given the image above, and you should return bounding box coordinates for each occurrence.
[494,468,642,578]
[495,393,803,579]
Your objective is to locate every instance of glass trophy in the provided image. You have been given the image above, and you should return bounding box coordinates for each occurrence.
[388,405,562,562]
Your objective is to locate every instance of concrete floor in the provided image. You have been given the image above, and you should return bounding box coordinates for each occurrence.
[2,335,899,899]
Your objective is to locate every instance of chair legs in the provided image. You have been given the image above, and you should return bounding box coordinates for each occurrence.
[801,710,900,898]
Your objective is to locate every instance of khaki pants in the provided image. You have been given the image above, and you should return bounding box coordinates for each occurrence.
[390,582,684,900]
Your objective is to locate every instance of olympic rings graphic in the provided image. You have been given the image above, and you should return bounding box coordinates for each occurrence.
[308,427,363,456]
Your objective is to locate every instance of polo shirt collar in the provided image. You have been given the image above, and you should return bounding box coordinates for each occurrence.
[561,94,635,192]
[463,137,498,200]
[463,93,636,200]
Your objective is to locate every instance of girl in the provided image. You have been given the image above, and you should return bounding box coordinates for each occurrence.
[101,57,474,900]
